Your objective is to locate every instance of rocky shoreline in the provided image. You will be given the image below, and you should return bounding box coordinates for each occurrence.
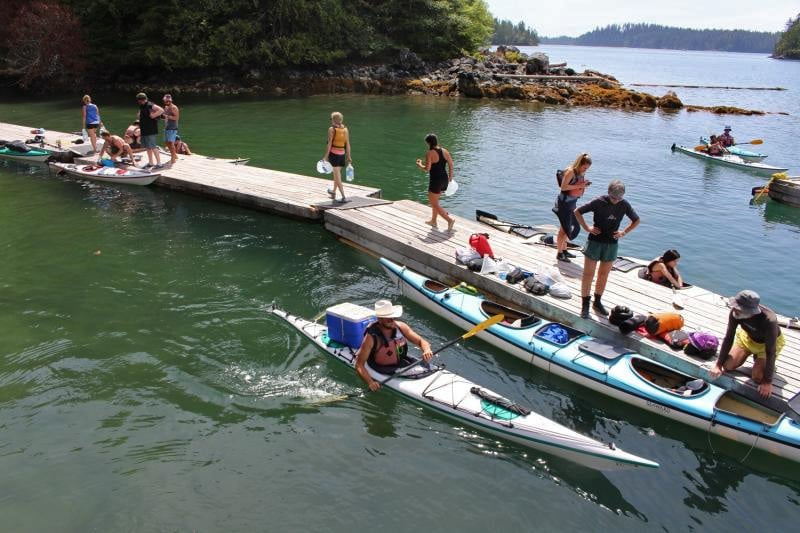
[110,48,776,115]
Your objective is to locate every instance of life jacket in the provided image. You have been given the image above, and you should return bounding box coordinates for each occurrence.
[331,126,346,149]
[365,322,408,368]
[469,233,494,258]
[645,312,684,336]
[556,168,584,197]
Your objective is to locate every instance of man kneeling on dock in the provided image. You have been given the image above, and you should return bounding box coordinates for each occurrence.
[98,130,136,166]
[710,290,785,398]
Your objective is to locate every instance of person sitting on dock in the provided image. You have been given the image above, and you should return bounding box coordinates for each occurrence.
[718,126,735,147]
[709,290,785,398]
[574,180,640,319]
[175,135,192,155]
[98,129,136,165]
[124,120,141,149]
[645,249,684,289]
[706,135,729,157]
[354,300,433,391]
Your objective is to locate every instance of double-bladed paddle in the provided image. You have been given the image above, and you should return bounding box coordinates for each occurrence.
[313,313,505,404]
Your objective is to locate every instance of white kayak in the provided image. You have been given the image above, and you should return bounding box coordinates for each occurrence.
[50,162,159,186]
[271,305,659,471]
[671,144,788,177]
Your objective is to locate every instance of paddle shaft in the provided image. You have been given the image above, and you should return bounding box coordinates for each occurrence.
[377,313,504,387]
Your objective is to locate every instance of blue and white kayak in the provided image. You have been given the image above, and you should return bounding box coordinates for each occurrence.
[700,137,767,162]
[271,305,658,471]
[380,257,800,464]
[671,144,787,177]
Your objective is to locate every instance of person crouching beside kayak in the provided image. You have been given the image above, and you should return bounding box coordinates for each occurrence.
[709,290,785,398]
[574,180,640,319]
[98,130,136,166]
[645,249,684,289]
[553,152,592,263]
[355,300,433,391]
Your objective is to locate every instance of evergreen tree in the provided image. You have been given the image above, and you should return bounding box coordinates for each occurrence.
[774,14,800,58]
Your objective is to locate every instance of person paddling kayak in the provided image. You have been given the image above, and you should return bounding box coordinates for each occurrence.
[354,300,433,391]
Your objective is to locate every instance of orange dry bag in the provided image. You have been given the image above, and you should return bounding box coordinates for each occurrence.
[645,312,684,336]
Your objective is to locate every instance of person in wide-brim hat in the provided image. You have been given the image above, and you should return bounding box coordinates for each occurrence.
[354,299,433,391]
[709,290,785,399]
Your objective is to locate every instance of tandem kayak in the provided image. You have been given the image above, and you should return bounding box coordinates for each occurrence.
[671,144,788,176]
[699,137,767,162]
[0,142,51,163]
[380,257,800,464]
[271,304,659,471]
[50,162,159,186]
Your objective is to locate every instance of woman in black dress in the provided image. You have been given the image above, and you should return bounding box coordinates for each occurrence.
[416,133,455,232]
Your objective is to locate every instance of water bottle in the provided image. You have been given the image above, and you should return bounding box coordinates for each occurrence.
[345,164,354,182]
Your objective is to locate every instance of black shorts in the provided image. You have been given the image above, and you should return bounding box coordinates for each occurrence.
[85,124,99,130]
[328,152,346,168]
[428,175,448,194]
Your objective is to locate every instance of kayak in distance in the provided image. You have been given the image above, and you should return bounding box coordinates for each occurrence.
[379,257,800,465]
[49,162,159,186]
[699,137,767,162]
[270,304,659,471]
[671,144,788,177]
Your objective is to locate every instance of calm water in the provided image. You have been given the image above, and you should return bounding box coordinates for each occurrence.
[1,46,799,531]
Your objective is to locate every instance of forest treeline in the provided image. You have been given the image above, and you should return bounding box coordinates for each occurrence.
[491,19,539,45]
[541,23,780,53]
[774,14,800,58]
[0,0,494,91]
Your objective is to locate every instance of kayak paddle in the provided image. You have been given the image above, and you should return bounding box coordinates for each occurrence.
[314,313,505,403]
[736,139,763,145]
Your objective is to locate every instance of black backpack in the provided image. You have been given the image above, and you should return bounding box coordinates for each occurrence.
[506,267,525,284]
[524,277,548,295]
[609,305,634,326]
[466,257,483,272]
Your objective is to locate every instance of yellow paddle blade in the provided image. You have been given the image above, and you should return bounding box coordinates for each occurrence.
[463,313,504,339]
[749,139,763,145]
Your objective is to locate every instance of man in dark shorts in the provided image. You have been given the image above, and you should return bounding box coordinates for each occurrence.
[574,180,640,319]
[135,92,164,169]
[709,290,785,398]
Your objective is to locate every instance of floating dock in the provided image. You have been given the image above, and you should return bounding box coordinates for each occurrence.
[2,121,797,411]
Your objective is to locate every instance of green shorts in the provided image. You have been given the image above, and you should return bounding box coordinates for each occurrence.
[584,240,618,262]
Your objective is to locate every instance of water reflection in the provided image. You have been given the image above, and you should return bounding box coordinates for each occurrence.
[763,200,800,231]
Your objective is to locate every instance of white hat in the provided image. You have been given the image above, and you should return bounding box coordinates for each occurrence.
[374,299,403,318]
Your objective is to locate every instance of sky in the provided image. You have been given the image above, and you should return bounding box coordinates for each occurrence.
[485,0,799,37]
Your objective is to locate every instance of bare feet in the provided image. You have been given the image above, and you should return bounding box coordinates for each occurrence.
[447,218,455,232]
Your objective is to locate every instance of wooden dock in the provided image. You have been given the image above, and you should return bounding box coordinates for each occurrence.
[2,121,798,411]
[0,122,382,220]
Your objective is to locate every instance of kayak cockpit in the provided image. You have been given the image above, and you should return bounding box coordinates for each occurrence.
[715,392,782,426]
[423,279,449,293]
[480,300,540,328]
[631,357,709,397]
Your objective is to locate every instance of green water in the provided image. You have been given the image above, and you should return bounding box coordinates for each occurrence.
[2,46,800,531]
